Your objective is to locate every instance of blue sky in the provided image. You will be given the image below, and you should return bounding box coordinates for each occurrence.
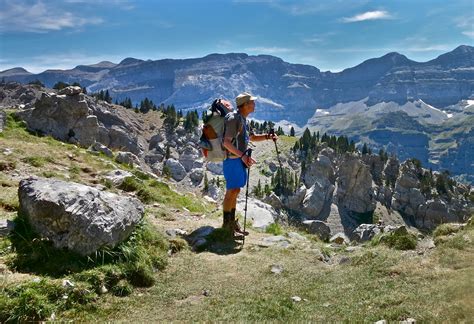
[0,0,472,73]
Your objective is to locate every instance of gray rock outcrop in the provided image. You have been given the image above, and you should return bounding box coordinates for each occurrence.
[302,220,331,241]
[18,177,144,256]
[115,151,141,167]
[335,155,376,214]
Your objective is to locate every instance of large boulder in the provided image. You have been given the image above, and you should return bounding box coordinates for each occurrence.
[179,146,200,172]
[302,220,331,241]
[18,177,144,256]
[206,162,223,175]
[301,181,335,218]
[236,197,277,229]
[58,86,82,96]
[350,224,382,242]
[165,158,187,181]
[302,154,335,187]
[115,151,140,167]
[335,155,376,214]
[285,185,307,210]
[16,92,99,146]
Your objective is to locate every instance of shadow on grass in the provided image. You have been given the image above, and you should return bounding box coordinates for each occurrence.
[7,213,168,281]
[185,226,242,255]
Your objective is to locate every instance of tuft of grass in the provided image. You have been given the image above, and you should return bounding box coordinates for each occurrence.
[42,171,58,178]
[371,230,417,250]
[265,223,284,235]
[118,176,142,192]
[433,223,464,238]
[434,233,470,250]
[22,156,46,167]
[169,238,189,253]
[132,169,151,181]
[69,165,81,175]
[0,278,97,323]
[110,280,133,297]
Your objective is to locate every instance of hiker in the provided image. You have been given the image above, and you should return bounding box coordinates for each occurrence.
[222,92,278,237]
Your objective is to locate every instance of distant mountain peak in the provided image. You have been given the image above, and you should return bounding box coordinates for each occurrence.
[0,67,32,76]
[452,45,474,53]
[119,57,144,65]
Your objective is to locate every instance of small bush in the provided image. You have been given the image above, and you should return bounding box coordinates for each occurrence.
[381,231,417,250]
[111,280,133,297]
[266,223,283,235]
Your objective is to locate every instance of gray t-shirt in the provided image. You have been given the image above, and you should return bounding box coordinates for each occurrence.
[224,112,249,158]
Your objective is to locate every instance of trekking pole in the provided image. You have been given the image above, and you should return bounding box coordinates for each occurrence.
[242,148,252,247]
[269,129,283,172]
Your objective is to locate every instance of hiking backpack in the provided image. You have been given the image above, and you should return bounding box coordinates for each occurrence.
[199,99,233,162]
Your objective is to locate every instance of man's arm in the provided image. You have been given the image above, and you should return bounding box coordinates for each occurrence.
[250,133,278,142]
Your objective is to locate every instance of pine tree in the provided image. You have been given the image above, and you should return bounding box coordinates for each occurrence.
[362,143,368,155]
[104,90,112,103]
[290,126,295,137]
[53,81,69,90]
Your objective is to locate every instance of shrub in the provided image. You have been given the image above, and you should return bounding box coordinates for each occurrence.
[381,231,417,250]
[266,223,283,235]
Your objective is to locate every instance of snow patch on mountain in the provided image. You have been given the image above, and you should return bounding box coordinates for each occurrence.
[257,97,284,109]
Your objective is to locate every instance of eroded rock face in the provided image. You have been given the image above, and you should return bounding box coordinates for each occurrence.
[335,155,376,214]
[16,92,99,146]
[15,87,144,156]
[18,177,144,256]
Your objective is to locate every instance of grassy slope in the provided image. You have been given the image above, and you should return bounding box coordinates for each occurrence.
[73,222,474,322]
[1,111,473,322]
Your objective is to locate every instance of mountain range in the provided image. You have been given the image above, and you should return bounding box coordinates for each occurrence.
[1,45,473,182]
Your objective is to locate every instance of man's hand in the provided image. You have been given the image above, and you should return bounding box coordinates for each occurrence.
[269,133,278,141]
[241,154,256,167]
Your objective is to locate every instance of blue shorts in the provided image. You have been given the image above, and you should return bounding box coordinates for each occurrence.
[223,158,247,189]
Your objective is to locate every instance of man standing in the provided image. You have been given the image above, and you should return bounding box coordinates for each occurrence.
[222,92,278,237]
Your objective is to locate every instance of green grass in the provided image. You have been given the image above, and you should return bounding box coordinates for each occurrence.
[433,223,464,238]
[265,222,284,235]
[1,212,169,321]
[79,226,474,322]
[370,229,418,250]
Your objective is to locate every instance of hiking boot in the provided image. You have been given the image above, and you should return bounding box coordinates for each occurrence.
[231,209,249,236]
[222,211,233,231]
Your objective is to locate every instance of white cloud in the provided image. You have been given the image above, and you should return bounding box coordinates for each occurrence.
[234,0,369,16]
[462,31,474,38]
[245,47,293,54]
[0,0,104,33]
[455,15,474,38]
[342,10,392,23]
